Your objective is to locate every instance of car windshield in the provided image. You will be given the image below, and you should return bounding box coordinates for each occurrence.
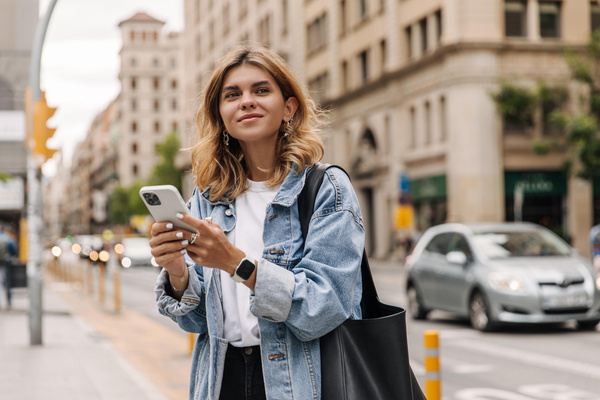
[472,229,572,259]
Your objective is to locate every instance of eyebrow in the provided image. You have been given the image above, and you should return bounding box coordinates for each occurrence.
[221,80,273,94]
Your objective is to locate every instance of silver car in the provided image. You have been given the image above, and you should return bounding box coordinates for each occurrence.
[404,222,600,331]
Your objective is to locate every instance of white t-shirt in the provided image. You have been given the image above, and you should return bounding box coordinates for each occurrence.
[220,179,279,347]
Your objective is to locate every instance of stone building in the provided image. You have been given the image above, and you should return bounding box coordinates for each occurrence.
[181,0,600,258]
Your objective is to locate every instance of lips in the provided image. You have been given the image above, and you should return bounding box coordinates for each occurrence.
[238,113,262,122]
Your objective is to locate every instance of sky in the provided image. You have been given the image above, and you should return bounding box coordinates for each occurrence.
[38,0,184,174]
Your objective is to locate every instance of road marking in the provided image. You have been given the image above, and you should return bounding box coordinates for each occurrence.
[451,364,495,374]
[455,384,600,400]
[452,339,600,380]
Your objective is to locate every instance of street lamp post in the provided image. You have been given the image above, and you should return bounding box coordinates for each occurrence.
[26,0,59,346]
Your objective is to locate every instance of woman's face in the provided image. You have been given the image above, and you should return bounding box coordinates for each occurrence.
[219,64,297,149]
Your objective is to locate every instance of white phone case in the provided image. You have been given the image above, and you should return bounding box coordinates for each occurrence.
[139,185,198,233]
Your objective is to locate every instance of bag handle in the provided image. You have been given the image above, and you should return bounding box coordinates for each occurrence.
[298,163,382,317]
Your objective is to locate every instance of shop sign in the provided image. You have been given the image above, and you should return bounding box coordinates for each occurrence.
[504,171,566,197]
[412,175,447,201]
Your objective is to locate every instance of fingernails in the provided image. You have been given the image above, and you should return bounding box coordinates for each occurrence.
[176,213,184,219]
[181,240,189,245]
[166,223,173,229]
[176,232,183,238]
[180,249,187,254]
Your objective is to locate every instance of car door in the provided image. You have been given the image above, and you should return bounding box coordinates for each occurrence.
[436,233,474,313]
[415,232,453,308]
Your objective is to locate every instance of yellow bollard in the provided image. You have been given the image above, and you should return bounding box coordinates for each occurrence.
[114,265,121,313]
[424,330,441,400]
[189,333,195,355]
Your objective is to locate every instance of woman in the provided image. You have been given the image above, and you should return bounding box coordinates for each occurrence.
[150,44,364,400]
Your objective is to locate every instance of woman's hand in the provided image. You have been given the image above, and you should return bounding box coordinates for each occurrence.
[176,213,245,276]
[149,221,195,277]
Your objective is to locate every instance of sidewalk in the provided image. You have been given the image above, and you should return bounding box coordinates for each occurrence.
[0,276,191,400]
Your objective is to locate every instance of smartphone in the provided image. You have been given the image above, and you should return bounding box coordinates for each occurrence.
[139,185,198,233]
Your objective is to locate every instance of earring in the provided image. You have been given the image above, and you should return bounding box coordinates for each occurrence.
[284,116,294,137]
[223,131,230,146]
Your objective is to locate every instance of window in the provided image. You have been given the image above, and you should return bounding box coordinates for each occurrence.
[308,72,329,102]
[172,99,177,111]
[440,96,447,142]
[539,1,560,38]
[153,77,160,90]
[171,58,177,68]
[153,32,158,41]
[307,13,328,54]
[410,106,416,148]
[153,58,159,67]
[424,101,431,145]
[380,39,387,69]
[340,0,347,34]
[154,121,161,133]
[593,2,600,34]
[153,99,160,111]
[358,0,367,20]
[142,32,146,41]
[424,233,452,255]
[132,164,138,176]
[359,50,368,83]
[131,98,137,111]
[130,31,135,41]
[171,79,178,89]
[420,18,428,53]
[505,1,527,37]
[282,0,288,35]
[172,121,178,132]
[130,57,137,67]
[342,60,349,91]
[435,10,442,43]
[132,143,138,154]
[258,14,272,46]
[405,25,413,58]
[448,234,473,260]
[131,121,137,132]
[131,77,137,90]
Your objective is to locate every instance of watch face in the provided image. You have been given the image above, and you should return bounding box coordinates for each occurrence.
[236,259,255,280]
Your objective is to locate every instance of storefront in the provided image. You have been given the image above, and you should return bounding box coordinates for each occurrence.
[411,175,447,232]
[504,171,567,240]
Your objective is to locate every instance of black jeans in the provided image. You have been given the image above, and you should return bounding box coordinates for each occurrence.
[219,344,266,400]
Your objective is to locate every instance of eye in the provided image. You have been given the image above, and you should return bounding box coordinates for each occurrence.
[256,87,270,94]
[224,91,239,99]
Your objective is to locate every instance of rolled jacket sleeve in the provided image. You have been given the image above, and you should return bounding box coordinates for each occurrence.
[250,167,365,341]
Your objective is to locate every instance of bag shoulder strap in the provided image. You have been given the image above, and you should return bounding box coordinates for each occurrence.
[297,163,382,316]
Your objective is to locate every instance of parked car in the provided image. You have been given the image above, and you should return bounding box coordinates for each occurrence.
[404,222,600,331]
[120,237,154,267]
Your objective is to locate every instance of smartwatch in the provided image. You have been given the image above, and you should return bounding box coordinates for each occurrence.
[232,256,256,283]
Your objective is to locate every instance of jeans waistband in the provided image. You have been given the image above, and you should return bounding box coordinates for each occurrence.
[226,343,261,359]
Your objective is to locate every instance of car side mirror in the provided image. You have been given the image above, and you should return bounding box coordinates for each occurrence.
[446,251,468,266]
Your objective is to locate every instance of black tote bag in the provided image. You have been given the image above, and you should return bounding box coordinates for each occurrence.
[298,163,426,400]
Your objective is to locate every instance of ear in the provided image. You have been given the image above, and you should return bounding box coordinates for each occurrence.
[283,97,299,122]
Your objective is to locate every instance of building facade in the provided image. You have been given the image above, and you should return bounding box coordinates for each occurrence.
[181,0,599,259]
[117,12,185,188]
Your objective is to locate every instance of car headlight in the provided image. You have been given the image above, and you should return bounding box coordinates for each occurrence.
[488,272,527,292]
[596,276,600,291]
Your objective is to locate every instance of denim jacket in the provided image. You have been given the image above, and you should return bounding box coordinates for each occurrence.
[155,164,364,400]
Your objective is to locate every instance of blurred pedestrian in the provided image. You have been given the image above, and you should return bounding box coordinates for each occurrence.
[149,44,364,400]
[0,225,18,309]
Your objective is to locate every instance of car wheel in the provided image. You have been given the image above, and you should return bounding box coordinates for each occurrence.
[577,320,600,331]
[469,292,496,332]
[407,285,429,320]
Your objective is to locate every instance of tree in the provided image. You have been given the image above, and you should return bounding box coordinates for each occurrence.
[551,30,600,180]
[147,130,183,192]
[0,171,11,183]
[107,130,183,226]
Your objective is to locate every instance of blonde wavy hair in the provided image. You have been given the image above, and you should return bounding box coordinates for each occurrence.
[191,44,326,202]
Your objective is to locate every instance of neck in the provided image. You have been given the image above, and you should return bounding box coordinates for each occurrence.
[241,144,277,182]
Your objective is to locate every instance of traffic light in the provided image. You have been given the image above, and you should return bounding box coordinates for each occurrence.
[33,91,57,164]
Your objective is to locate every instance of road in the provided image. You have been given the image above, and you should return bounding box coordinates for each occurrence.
[98,256,600,400]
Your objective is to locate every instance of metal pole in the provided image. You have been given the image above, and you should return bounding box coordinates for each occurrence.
[424,330,441,400]
[27,0,59,346]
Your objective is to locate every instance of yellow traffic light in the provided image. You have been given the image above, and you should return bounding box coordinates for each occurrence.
[33,91,57,163]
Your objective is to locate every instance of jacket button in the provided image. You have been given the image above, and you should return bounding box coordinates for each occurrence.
[244,347,253,355]
[225,209,233,216]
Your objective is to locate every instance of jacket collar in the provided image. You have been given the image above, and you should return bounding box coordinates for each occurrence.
[199,163,317,207]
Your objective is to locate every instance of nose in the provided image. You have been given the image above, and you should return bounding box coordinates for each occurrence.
[239,93,256,109]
